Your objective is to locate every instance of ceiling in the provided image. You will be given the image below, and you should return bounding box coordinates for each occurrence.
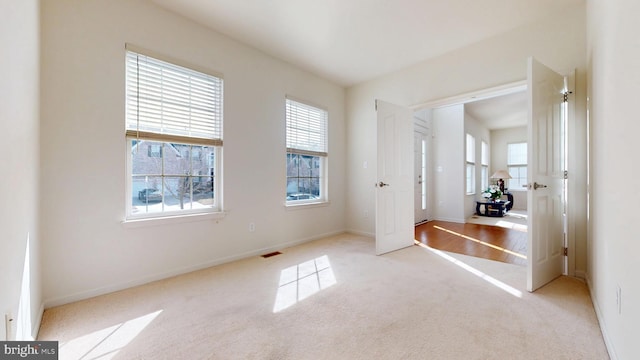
[150,0,582,87]
[149,0,578,129]
[465,90,527,130]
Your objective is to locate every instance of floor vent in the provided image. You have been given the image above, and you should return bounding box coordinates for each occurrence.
[261,251,282,258]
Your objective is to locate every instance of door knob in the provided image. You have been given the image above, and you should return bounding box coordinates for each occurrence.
[376,181,390,187]
[533,182,547,190]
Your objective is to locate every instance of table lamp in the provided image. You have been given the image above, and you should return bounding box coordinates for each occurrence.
[490,169,512,193]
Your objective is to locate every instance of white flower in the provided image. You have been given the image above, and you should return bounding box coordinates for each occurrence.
[482,186,502,200]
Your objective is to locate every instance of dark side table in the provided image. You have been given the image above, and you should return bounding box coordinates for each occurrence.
[476,200,511,217]
[504,191,514,211]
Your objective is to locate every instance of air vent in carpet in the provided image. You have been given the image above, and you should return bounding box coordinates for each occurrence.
[261,251,282,258]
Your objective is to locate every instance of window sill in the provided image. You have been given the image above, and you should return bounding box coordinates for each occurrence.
[284,200,330,210]
[122,211,226,228]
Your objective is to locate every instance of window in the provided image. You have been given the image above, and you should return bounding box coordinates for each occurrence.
[507,142,527,190]
[148,144,162,158]
[125,46,223,219]
[466,134,475,194]
[286,97,328,204]
[481,140,489,191]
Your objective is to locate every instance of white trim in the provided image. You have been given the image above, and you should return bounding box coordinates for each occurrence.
[31,303,44,340]
[433,216,466,224]
[284,200,330,210]
[411,80,527,110]
[565,70,577,278]
[346,230,375,238]
[586,276,617,360]
[43,230,346,308]
[122,211,226,228]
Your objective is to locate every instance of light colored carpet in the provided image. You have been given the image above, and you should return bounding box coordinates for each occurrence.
[467,209,528,231]
[38,233,609,359]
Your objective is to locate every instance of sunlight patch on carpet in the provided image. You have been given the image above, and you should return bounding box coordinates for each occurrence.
[59,310,163,360]
[273,255,336,313]
[415,241,523,298]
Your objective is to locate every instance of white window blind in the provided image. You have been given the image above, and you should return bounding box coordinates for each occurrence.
[508,142,528,189]
[507,142,527,165]
[125,48,223,146]
[481,141,489,165]
[466,134,475,163]
[286,98,328,157]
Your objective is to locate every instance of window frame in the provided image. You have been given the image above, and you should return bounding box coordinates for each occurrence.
[465,134,476,195]
[481,140,489,191]
[507,142,528,191]
[124,45,224,221]
[285,96,328,206]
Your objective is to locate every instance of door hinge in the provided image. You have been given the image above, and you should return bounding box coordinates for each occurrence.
[563,91,573,103]
[563,247,568,256]
[564,170,568,179]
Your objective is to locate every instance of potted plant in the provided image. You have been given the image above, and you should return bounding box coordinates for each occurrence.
[481,185,502,202]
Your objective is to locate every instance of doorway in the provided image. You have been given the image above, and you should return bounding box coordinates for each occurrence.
[412,84,531,265]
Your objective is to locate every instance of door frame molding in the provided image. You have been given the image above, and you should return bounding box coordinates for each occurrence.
[410,80,527,110]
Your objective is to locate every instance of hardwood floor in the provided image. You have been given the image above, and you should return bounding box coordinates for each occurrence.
[414,220,527,266]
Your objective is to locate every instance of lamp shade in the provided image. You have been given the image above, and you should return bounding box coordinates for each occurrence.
[490,169,512,179]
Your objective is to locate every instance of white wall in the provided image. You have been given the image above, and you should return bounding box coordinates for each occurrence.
[490,126,528,210]
[40,0,346,306]
[413,109,434,221]
[464,112,491,219]
[587,0,640,358]
[432,105,465,222]
[345,2,587,266]
[0,0,42,340]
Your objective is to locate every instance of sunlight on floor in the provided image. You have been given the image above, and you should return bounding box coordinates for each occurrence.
[415,241,523,298]
[468,211,528,232]
[273,255,336,313]
[59,310,162,360]
[494,220,528,231]
[434,225,527,260]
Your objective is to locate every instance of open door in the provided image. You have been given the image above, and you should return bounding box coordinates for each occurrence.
[527,58,566,292]
[375,100,414,255]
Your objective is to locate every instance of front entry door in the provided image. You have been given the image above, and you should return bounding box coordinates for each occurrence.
[527,57,566,292]
[414,130,429,224]
[375,100,414,255]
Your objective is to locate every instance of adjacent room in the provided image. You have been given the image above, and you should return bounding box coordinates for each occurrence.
[414,90,530,265]
[2,0,639,359]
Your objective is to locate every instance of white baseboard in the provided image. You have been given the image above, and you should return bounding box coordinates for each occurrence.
[346,229,375,237]
[585,275,617,360]
[32,303,44,340]
[433,216,466,224]
[43,230,347,308]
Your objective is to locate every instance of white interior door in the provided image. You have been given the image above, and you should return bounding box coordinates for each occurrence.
[376,100,414,255]
[414,130,429,224]
[527,57,566,292]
